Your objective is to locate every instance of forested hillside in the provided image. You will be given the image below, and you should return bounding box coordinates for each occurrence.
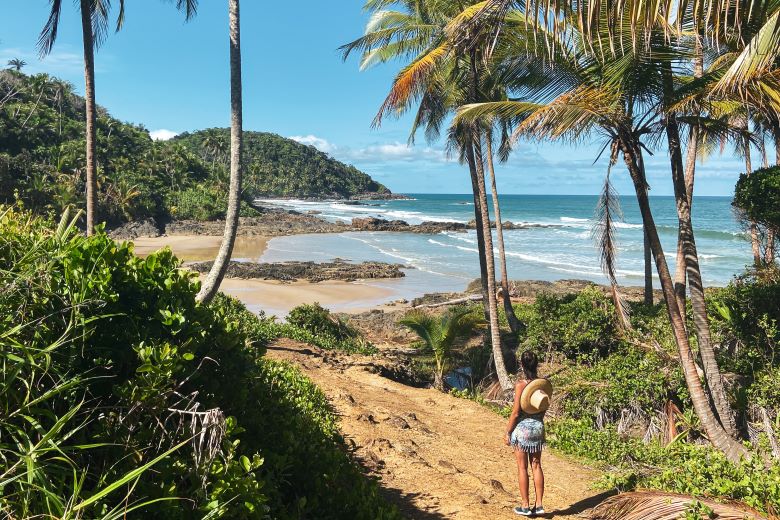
[0,70,389,227]
[175,128,389,198]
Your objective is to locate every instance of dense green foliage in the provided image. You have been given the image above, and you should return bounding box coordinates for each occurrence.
[448,283,780,511]
[400,306,485,389]
[175,128,389,199]
[271,302,377,354]
[0,71,389,227]
[548,420,780,513]
[0,207,399,519]
[733,166,780,232]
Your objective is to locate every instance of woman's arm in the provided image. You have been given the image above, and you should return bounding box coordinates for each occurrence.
[504,381,526,446]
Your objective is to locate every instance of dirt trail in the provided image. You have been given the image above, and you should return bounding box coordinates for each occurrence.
[268,340,608,519]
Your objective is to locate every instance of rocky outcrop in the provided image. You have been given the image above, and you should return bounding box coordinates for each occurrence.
[109,218,162,240]
[187,259,407,282]
[351,217,468,234]
[165,209,348,237]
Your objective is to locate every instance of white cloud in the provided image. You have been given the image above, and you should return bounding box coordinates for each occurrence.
[289,134,452,164]
[289,134,337,154]
[0,46,90,76]
[150,129,178,141]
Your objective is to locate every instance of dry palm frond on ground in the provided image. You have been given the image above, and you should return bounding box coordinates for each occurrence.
[587,490,771,520]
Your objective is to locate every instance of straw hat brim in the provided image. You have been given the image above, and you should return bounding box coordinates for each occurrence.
[520,378,553,414]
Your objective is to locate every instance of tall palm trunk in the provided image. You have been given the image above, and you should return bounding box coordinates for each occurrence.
[619,133,746,461]
[470,138,512,391]
[673,44,703,311]
[644,228,653,305]
[79,0,97,236]
[662,65,737,438]
[470,175,491,320]
[197,0,243,304]
[484,134,521,334]
[466,47,511,391]
[744,127,762,266]
[768,126,780,265]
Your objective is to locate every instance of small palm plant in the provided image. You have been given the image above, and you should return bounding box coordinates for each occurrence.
[400,307,484,391]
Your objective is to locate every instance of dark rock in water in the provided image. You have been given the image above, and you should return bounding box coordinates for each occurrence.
[109,218,162,240]
[465,219,556,230]
[351,217,468,234]
[165,209,347,237]
[187,260,407,282]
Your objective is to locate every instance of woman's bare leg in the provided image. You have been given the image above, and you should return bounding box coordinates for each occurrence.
[529,451,544,509]
[514,449,530,508]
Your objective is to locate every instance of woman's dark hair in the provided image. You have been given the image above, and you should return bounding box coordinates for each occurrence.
[520,350,539,380]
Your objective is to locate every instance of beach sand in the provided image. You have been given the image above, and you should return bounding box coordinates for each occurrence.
[129,234,398,316]
[130,235,269,262]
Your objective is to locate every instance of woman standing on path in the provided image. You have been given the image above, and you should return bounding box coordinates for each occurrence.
[504,351,552,516]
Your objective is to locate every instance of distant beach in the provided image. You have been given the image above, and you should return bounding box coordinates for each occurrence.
[131,193,753,317]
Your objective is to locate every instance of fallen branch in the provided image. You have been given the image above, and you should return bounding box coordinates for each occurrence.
[414,294,483,308]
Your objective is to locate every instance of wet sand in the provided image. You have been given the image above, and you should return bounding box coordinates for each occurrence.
[129,234,398,316]
[130,235,269,262]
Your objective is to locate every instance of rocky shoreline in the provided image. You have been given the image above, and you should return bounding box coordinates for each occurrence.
[187,259,407,283]
[110,203,557,240]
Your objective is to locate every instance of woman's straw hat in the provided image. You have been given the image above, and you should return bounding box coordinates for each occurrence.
[520,378,553,414]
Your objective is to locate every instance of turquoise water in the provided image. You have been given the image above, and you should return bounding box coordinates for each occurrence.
[257,194,751,297]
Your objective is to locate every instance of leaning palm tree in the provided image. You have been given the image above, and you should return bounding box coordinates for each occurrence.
[6,59,26,72]
[38,0,197,235]
[343,0,515,391]
[453,7,748,461]
[400,307,485,390]
[197,0,243,304]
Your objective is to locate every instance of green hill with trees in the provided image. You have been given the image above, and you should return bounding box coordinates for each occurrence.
[0,70,389,227]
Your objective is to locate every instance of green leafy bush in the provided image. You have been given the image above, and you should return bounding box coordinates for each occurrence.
[0,208,398,519]
[733,165,780,232]
[516,287,623,360]
[554,348,672,421]
[548,419,780,513]
[283,303,376,354]
[708,270,780,375]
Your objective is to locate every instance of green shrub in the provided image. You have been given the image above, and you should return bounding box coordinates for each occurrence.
[516,287,623,360]
[283,303,376,354]
[548,419,780,513]
[733,165,780,232]
[0,208,398,519]
[554,348,672,421]
[708,270,780,375]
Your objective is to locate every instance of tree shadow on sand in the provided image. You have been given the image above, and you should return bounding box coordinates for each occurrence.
[535,490,618,519]
[376,486,450,520]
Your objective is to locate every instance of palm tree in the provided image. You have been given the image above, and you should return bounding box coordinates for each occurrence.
[196,0,243,304]
[400,307,485,390]
[7,59,27,72]
[38,0,197,235]
[343,0,515,391]
[453,7,747,460]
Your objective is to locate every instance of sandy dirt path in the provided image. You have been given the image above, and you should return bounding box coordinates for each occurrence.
[268,340,608,519]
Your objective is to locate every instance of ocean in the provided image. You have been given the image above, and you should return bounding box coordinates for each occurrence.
[256,194,752,300]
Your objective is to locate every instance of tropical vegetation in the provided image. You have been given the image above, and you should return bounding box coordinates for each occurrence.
[0,71,389,228]
[0,207,400,518]
[345,0,780,464]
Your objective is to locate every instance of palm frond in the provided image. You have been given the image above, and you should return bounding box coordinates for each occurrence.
[38,0,63,57]
[592,146,631,331]
[373,43,449,126]
[714,10,780,94]
[587,490,768,520]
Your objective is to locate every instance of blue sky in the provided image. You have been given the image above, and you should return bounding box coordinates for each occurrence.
[1,1,750,196]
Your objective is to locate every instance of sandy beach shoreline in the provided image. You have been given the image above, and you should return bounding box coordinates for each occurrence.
[130,234,402,316]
